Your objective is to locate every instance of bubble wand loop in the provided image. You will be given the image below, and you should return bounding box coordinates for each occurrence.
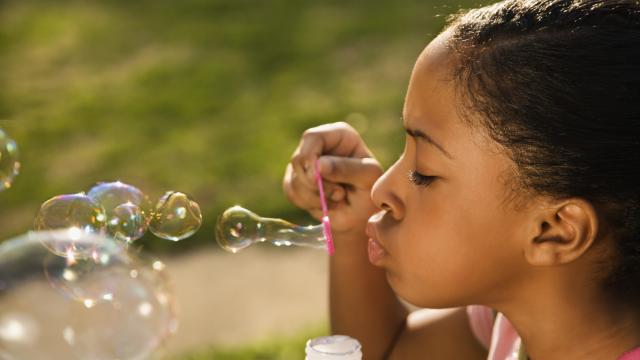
[315,159,335,256]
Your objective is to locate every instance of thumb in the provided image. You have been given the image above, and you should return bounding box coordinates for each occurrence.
[318,155,382,189]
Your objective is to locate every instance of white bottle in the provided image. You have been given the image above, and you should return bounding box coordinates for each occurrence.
[305,335,362,360]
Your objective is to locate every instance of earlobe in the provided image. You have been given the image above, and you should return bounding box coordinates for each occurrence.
[524,200,598,266]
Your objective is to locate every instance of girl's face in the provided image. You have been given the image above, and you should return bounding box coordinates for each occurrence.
[369,30,539,308]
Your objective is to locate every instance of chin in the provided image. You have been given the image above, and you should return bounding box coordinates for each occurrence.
[387,274,469,309]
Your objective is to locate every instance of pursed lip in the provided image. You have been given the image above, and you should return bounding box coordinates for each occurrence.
[366,211,388,266]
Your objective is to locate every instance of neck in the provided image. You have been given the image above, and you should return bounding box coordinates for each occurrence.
[493,274,640,360]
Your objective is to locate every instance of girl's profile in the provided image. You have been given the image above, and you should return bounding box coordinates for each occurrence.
[284,0,640,359]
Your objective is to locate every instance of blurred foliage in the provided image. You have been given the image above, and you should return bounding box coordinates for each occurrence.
[172,324,326,360]
[0,0,484,253]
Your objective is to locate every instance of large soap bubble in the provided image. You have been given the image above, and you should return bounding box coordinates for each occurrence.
[87,182,152,243]
[149,191,202,241]
[0,229,177,360]
[0,128,20,191]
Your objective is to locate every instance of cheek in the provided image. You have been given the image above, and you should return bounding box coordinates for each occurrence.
[391,188,524,306]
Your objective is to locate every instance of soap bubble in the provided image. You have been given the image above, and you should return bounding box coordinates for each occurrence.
[87,182,152,242]
[108,203,147,243]
[0,128,20,191]
[216,206,326,253]
[34,194,106,233]
[42,236,135,304]
[0,229,177,360]
[34,194,107,258]
[149,191,202,241]
[216,206,259,253]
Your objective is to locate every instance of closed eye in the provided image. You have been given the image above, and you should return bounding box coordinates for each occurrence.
[408,170,437,187]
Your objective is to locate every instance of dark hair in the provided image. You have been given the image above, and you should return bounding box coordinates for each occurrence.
[445,0,640,307]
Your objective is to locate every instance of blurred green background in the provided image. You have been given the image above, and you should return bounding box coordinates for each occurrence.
[0,0,484,357]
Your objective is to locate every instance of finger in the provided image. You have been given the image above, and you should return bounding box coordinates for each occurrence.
[284,168,322,210]
[286,161,318,194]
[289,178,347,209]
[308,207,323,222]
[285,164,349,219]
[290,146,318,190]
[290,122,373,186]
[299,122,371,159]
[324,182,346,202]
[285,163,347,204]
[318,155,382,189]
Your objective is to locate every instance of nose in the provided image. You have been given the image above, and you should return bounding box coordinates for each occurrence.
[370,160,405,221]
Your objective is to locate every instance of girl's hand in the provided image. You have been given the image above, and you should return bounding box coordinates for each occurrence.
[283,122,382,237]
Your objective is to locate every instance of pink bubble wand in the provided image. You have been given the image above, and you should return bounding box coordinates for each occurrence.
[314,159,335,256]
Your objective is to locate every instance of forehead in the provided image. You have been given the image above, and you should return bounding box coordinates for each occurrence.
[415,29,456,77]
[403,31,464,144]
[405,32,457,117]
[403,30,502,156]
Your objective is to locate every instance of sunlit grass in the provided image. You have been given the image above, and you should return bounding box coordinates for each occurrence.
[171,324,327,360]
[0,0,483,253]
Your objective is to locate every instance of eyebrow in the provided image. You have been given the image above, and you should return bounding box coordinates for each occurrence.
[404,125,454,160]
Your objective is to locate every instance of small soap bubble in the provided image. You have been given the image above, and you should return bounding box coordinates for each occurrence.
[149,191,202,241]
[34,194,107,258]
[87,181,152,242]
[0,129,20,191]
[109,203,146,243]
[0,229,177,360]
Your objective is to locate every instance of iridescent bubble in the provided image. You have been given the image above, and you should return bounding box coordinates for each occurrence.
[149,191,202,241]
[108,203,146,243]
[0,128,20,191]
[0,229,177,360]
[42,235,131,304]
[216,206,326,253]
[87,181,152,242]
[34,194,107,258]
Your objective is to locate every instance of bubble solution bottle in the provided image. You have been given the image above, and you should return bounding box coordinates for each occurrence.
[305,335,362,360]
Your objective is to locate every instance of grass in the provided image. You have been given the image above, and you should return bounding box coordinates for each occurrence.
[171,324,327,360]
[0,0,487,252]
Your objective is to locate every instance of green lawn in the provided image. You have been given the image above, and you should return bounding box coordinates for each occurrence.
[0,0,485,252]
[171,324,326,360]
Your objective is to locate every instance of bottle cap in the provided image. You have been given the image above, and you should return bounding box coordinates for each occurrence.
[305,335,362,360]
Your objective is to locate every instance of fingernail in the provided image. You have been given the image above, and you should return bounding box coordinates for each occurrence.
[318,157,331,173]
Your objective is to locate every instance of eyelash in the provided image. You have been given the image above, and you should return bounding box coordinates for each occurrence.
[408,170,437,187]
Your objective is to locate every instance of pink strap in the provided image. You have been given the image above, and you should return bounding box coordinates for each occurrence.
[466,305,494,350]
[468,306,640,360]
[315,159,335,255]
[619,347,640,360]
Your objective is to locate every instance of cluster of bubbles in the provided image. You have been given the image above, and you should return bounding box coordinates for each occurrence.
[0,126,333,358]
[216,205,327,253]
[0,229,177,360]
[34,181,203,246]
[0,144,195,360]
[0,128,20,191]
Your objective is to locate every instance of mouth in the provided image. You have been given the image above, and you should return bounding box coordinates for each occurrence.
[366,212,388,266]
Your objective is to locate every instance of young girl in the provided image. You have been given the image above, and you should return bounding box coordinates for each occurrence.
[283,0,640,359]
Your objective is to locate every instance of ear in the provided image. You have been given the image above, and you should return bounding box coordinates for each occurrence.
[524,199,599,266]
